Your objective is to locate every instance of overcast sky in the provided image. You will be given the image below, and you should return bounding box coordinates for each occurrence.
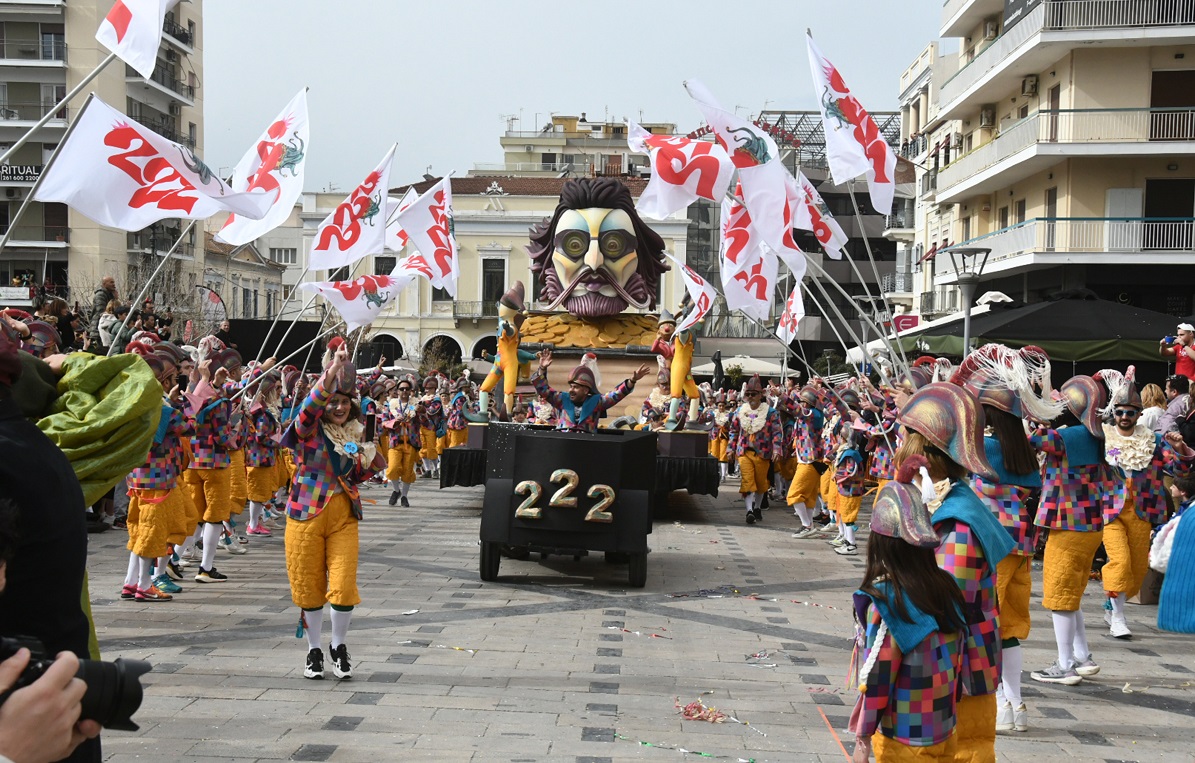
[203,1,946,192]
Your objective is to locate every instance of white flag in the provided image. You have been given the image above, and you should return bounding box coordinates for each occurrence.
[96,0,178,79]
[627,120,733,220]
[34,96,271,230]
[309,144,396,271]
[298,271,415,332]
[718,194,774,322]
[217,89,310,246]
[663,253,718,332]
[684,79,790,254]
[776,282,806,345]
[394,177,459,297]
[790,171,848,260]
[384,187,419,252]
[807,33,897,214]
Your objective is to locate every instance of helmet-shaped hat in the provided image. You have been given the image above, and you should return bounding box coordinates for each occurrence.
[898,382,997,481]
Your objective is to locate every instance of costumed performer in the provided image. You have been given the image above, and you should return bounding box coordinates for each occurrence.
[478,281,535,417]
[651,307,701,430]
[1155,477,1195,633]
[418,374,444,477]
[787,386,827,538]
[531,349,648,434]
[446,377,475,447]
[727,374,784,526]
[244,361,284,537]
[383,375,421,507]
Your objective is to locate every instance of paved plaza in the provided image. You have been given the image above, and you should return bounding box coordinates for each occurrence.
[89,477,1195,762]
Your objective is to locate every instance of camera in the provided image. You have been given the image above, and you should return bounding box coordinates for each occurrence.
[0,636,151,731]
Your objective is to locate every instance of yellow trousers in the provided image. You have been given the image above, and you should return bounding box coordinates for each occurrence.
[284,492,360,610]
[873,731,958,762]
[786,463,822,506]
[386,442,418,484]
[996,554,1032,640]
[951,693,995,763]
[820,465,836,510]
[738,451,770,495]
[1041,528,1103,611]
[228,449,247,515]
[1102,507,1151,598]
[246,462,283,502]
[126,488,188,558]
[837,494,863,524]
[419,427,440,460]
[183,466,232,524]
[281,448,297,483]
[448,427,468,448]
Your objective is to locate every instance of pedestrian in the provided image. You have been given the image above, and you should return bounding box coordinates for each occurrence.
[1157,375,1190,434]
[1139,383,1166,433]
[87,275,117,351]
[1155,476,1195,633]
[1159,322,1195,381]
[213,319,236,350]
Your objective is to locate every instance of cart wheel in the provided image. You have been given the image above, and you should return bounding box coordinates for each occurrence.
[627,552,647,588]
[480,541,501,582]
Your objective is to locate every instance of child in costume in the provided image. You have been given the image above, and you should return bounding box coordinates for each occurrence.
[829,426,866,556]
[531,349,648,434]
[851,455,968,762]
[418,375,444,477]
[244,362,284,537]
[787,387,827,538]
[281,346,384,680]
[446,377,474,447]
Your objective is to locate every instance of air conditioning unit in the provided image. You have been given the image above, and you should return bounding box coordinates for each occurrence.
[524,144,534,152]
[979,106,996,128]
[1021,75,1039,97]
[169,102,182,116]
[5,188,18,199]
[983,19,999,40]
[953,132,964,148]
[165,49,178,62]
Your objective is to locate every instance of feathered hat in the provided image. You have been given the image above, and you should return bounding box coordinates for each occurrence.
[869,454,941,547]
[898,382,998,481]
[950,344,1064,422]
[1096,366,1142,414]
[1059,375,1106,438]
[579,352,602,391]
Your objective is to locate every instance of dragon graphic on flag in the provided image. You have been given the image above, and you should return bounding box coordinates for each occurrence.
[299,271,414,331]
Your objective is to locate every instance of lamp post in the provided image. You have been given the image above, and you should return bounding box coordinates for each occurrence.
[943,246,991,356]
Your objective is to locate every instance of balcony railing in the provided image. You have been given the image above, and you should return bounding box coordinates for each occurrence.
[884,213,912,230]
[0,39,66,62]
[162,18,193,46]
[0,101,68,122]
[471,161,595,174]
[0,224,68,242]
[503,130,634,140]
[936,217,1195,278]
[132,115,195,147]
[701,314,775,339]
[938,108,1195,194]
[146,68,194,100]
[939,3,1043,108]
[919,171,937,198]
[919,287,960,316]
[900,133,929,158]
[453,301,499,319]
[882,273,914,294]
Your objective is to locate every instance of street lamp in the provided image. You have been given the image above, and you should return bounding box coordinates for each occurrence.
[942,246,991,356]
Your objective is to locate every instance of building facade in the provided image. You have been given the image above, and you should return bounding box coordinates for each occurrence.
[890,0,1195,327]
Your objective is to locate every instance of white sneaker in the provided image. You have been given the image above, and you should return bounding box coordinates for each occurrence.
[791,526,817,539]
[833,543,858,556]
[1074,655,1100,677]
[995,701,1014,732]
[1109,611,1132,639]
[1013,704,1028,732]
[828,536,847,547]
[220,536,248,556]
[180,547,196,562]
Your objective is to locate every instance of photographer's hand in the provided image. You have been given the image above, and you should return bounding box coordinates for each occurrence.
[0,649,101,763]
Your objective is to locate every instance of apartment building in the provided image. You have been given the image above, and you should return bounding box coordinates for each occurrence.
[890,0,1195,325]
[0,0,203,310]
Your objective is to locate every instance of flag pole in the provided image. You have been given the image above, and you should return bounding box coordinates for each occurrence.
[230,320,345,402]
[255,262,315,363]
[0,94,96,257]
[845,180,912,372]
[108,218,197,356]
[0,53,116,166]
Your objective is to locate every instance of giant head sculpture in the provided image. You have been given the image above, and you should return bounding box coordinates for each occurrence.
[529,178,668,319]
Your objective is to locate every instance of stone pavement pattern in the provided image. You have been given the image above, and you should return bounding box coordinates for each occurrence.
[88,477,1195,762]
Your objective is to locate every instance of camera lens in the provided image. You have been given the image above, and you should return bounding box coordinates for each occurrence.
[75,657,152,732]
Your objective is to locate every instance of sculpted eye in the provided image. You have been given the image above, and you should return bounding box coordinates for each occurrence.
[599,230,634,259]
[555,230,589,259]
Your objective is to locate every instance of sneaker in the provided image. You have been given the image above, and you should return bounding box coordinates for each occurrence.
[1012,704,1028,732]
[264,517,282,530]
[304,647,325,680]
[791,526,817,539]
[236,534,250,546]
[219,536,248,555]
[400,496,410,508]
[112,517,128,530]
[195,566,228,583]
[1030,661,1082,686]
[752,508,763,523]
[135,585,172,602]
[165,561,184,580]
[745,511,756,525]
[153,574,182,594]
[329,643,352,679]
[389,490,399,506]
[180,547,197,562]
[828,536,847,547]
[120,583,136,600]
[1074,655,1101,677]
[247,524,272,536]
[995,701,1015,732]
[1109,612,1132,639]
[834,543,858,556]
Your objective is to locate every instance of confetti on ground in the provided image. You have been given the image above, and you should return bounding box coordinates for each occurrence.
[672,521,704,534]
[790,600,841,610]
[402,609,420,615]
[615,734,756,761]
[674,696,767,737]
[432,644,477,655]
[608,626,672,639]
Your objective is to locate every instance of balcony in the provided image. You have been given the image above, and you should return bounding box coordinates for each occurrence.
[941,0,1004,38]
[899,133,929,159]
[162,18,194,48]
[937,108,1195,202]
[938,0,1195,120]
[919,170,937,200]
[453,301,499,320]
[129,67,195,105]
[0,100,67,124]
[0,38,66,64]
[933,217,1195,285]
[919,287,961,317]
[0,224,68,244]
[132,115,195,147]
[882,211,915,243]
[881,272,915,296]
[471,161,595,176]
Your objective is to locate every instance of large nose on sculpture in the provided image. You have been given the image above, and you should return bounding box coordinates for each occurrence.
[584,239,603,272]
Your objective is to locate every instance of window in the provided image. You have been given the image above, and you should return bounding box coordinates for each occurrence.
[265,292,273,319]
[242,287,251,318]
[1014,199,1026,224]
[252,290,259,319]
[998,206,1009,229]
[328,266,349,281]
[40,24,64,60]
[188,122,197,146]
[961,216,971,242]
[283,284,292,300]
[1018,104,1029,120]
[432,286,451,302]
[482,259,505,304]
[374,256,396,275]
[270,247,297,265]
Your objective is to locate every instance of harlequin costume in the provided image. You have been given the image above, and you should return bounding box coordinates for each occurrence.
[280,355,384,680]
[1095,366,1194,640]
[899,383,1013,763]
[446,378,474,448]
[786,387,826,536]
[244,367,285,536]
[213,349,249,525]
[418,375,445,476]
[831,441,865,554]
[726,374,783,525]
[710,399,732,480]
[531,362,636,434]
[383,379,422,507]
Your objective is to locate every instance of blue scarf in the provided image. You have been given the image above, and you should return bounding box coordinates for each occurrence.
[984,436,1041,488]
[153,401,173,445]
[559,392,602,429]
[855,582,949,653]
[932,481,1015,567]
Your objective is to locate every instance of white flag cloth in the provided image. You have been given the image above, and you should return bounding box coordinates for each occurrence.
[627,120,733,220]
[34,96,271,230]
[96,0,178,79]
[663,253,718,332]
[309,144,396,271]
[393,177,459,297]
[298,271,415,332]
[775,282,806,345]
[806,34,897,214]
[718,195,774,322]
[684,79,790,253]
[790,171,848,260]
[384,187,419,252]
[216,89,310,246]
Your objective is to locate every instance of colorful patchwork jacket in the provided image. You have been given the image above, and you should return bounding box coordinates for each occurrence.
[726,404,784,460]
[1030,426,1111,532]
[419,395,446,437]
[834,448,866,497]
[129,398,193,491]
[382,399,422,449]
[531,369,635,434]
[447,391,473,431]
[282,377,375,521]
[186,389,232,471]
[862,410,899,480]
[1104,429,1194,524]
[245,407,280,468]
[789,408,825,464]
[971,436,1043,556]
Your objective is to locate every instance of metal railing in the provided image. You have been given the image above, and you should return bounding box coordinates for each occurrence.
[504,129,636,140]
[1045,0,1195,29]
[700,314,775,339]
[919,171,937,198]
[147,68,194,99]
[935,217,1195,277]
[162,18,193,46]
[0,39,66,62]
[938,108,1195,194]
[939,3,1044,109]
[453,301,499,319]
[0,224,68,242]
[132,115,195,147]
[882,273,914,294]
[900,133,929,158]
[0,101,68,121]
[884,213,912,230]
[471,161,596,174]
[919,287,960,316]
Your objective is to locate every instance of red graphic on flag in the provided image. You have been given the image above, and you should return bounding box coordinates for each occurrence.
[330,274,393,301]
[733,259,770,301]
[722,199,754,268]
[425,190,454,278]
[644,135,724,200]
[106,1,134,43]
[825,64,892,185]
[105,123,199,213]
[315,170,382,253]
